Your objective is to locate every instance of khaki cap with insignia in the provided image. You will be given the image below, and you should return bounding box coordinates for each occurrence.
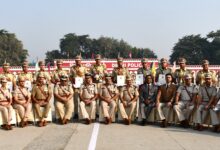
[85,73,92,78]
[75,55,82,60]
[56,60,63,65]
[117,57,123,62]
[3,62,10,68]
[184,74,192,79]
[160,58,167,63]
[105,73,112,79]
[95,54,101,60]
[205,73,212,79]
[18,76,25,82]
[202,59,209,65]
[178,58,186,64]
[60,74,68,80]
[38,61,45,66]
[141,58,148,63]
[126,76,132,81]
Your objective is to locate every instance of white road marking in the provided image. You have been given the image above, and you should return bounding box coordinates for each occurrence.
[88,123,100,150]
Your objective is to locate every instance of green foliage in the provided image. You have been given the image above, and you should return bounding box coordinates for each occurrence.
[45,33,157,63]
[0,29,28,66]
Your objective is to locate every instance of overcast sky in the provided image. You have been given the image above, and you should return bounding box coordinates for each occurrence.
[1,0,220,62]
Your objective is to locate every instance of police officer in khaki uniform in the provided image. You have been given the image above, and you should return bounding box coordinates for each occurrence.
[0,76,13,130]
[34,61,51,84]
[32,73,52,127]
[119,76,139,125]
[196,60,217,86]
[70,55,88,118]
[99,74,119,124]
[18,61,33,91]
[173,74,198,128]
[156,73,177,127]
[139,74,158,125]
[174,58,191,85]
[137,58,151,77]
[91,54,107,86]
[13,76,32,127]
[112,57,130,84]
[155,58,172,85]
[51,60,68,84]
[54,74,74,125]
[0,62,16,91]
[195,73,220,132]
[79,73,98,124]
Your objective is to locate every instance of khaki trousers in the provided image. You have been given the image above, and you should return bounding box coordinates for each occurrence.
[157,103,172,120]
[101,100,117,119]
[13,103,32,121]
[196,104,219,125]
[173,101,194,121]
[119,101,137,119]
[79,101,96,119]
[0,105,13,124]
[33,103,51,120]
[55,99,74,120]
[73,88,80,116]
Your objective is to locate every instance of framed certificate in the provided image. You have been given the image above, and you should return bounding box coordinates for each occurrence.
[158,74,166,85]
[136,74,144,85]
[25,80,32,91]
[7,82,13,92]
[117,75,125,86]
[74,77,83,88]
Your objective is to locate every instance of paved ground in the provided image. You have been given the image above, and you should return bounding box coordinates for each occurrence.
[1,121,220,150]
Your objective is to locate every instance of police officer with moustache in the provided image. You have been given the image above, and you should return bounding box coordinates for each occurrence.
[195,73,220,132]
[173,74,198,128]
[79,73,98,124]
[119,76,139,125]
[112,57,130,84]
[13,76,32,127]
[139,74,158,125]
[99,74,119,124]
[174,58,191,86]
[0,76,13,130]
[33,61,51,84]
[32,73,52,127]
[54,74,74,125]
[51,60,68,85]
[137,58,151,77]
[155,58,172,85]
[196,60,217,86]
[70,55,88,119]
[0,62,16,91]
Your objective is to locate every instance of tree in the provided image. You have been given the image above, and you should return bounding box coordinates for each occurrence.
[0,29,28,66]
[207,30,220,64]
[170,35,211,65]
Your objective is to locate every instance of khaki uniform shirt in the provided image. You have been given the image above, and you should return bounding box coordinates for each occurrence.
[112,67,130,83]
[80,83,98,99]
[120,85,139,102]
[196,70,216,85]
[177,84,198,101]
[52,69,68,83]
[155,67,172,83]
[0,88,12,102]
[91,64,107,83]
[13,87,31,102]
[99,84,118,99]
[137,67,151,77]
[32,84,52,100]
[18,72,33,82]
[198,85,217,102]
[34,70,51,82]
[54,84,73,98]
[70,65,88,78]
[0,73,15,82]
[174,68,191,85]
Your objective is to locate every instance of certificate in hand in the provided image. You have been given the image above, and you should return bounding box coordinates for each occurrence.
[136,74,144,85]
[74,77,83,88]
[117,75,125,86]
[158,74,166,85]
[25,80,32,91]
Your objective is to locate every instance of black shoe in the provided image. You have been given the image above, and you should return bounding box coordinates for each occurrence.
[141,119,146,126]
[73,114,79,119]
